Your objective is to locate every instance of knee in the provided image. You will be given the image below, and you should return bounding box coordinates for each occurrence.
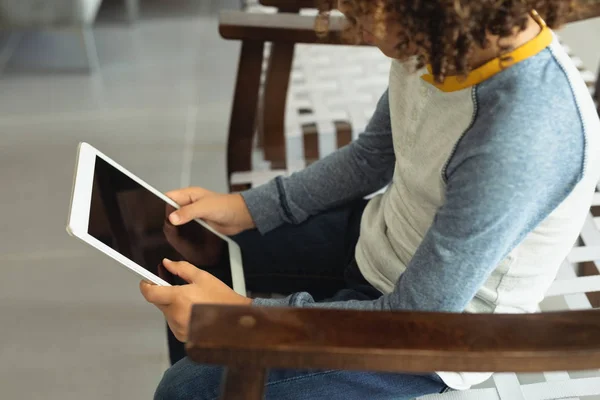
[154,358,223,400]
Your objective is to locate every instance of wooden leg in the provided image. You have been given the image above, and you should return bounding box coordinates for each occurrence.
[227,40,265,190]
[262,42,295,169]
[301,121,353,167]
[336,121,353,149]
[220,366,267,400]
[303,124,319,166]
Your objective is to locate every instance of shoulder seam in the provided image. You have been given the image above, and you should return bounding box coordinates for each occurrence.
[442,86,480,183]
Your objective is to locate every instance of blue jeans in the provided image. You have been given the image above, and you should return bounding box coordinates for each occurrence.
[158,200,448,399]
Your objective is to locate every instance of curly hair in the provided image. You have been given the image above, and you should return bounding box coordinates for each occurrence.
[316,0,589,82]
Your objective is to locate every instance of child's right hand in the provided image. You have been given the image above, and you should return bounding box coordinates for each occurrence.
[165,187,256,236]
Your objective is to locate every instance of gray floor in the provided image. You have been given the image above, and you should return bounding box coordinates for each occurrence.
[0,2,598,399]
[0,1,240,399]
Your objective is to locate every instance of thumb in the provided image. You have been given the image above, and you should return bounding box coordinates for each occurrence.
[162,259,202,284]
[165,187,209,207]
[169,198,211,226]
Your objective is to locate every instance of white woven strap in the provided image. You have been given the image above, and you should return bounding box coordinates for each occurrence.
[521,377,600,399]
[581,213,600,245]
[567,245,600,263]
[494,373,526,400]
[542,372,578,400]
[552,260,592,312]
[420,377,600,400]
[547,275,600,297]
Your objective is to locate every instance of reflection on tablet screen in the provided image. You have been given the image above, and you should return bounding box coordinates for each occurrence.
[87,157,231,286]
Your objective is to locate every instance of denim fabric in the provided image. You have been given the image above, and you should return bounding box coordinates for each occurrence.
[155,360,447,400]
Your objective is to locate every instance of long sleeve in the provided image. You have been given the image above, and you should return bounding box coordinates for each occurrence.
[252,87,586,312]
[241,89,395,234]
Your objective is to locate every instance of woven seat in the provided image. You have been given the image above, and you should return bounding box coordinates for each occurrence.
[235,1,600,189]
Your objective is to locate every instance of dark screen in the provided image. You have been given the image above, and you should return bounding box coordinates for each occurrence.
[88,157,230,286]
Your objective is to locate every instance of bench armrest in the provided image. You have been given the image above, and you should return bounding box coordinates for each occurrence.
[219,10,347,44]
[259,0,318,9]
[221,5,600,44]
[187,305,600,373]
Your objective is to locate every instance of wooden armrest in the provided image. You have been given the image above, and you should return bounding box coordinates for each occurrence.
[219,11,349,44]
[187,305,600,373]
[259,0,317,9]
[254,0,600,21]
[220,7,600,45]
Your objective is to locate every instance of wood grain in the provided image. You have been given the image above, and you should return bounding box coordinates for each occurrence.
[261,43,295,167]
[219,11,349,44]
[226,40,265,185]
[220,9,600,46]
[335,121,353,149]
[188,305,600,374]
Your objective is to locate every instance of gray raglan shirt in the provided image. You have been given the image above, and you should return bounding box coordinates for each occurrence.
[241,31,600,389]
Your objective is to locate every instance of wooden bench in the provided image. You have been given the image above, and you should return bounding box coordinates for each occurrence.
[222,2,600,191]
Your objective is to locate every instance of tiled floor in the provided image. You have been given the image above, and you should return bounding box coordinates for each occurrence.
[0,2,599,399]
[0,1,240,399]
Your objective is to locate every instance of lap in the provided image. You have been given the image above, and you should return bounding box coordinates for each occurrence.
[229,199,368,298]
[155,357,446,400]
[167,200,370,365]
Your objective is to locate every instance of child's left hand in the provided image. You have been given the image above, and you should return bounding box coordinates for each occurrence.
[140,259,252,342]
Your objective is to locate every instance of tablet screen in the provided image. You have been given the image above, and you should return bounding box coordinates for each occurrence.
[87,156,231,286]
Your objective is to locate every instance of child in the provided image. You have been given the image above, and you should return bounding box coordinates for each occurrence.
[140,1,600,399]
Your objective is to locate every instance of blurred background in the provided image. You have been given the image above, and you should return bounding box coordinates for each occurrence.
[0,1,598,399]
[0,1,239,399]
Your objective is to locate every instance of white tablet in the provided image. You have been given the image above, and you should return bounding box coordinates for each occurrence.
[66,142,246,296]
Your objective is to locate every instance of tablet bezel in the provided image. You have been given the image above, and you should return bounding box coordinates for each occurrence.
[66,142,247,295]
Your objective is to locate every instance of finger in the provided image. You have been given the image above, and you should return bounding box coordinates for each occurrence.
[165,187,209,207]
[139,280,177,306]
[168,197,217,226]
[162,258,203,284]
[164,203,177,218]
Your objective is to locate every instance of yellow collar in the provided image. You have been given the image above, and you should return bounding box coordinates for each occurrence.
[421,14,553,93]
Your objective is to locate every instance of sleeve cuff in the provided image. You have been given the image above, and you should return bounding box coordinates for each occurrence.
[241,179,286,234]
[252,296,293,308]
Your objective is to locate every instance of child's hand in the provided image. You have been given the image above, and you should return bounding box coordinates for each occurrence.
[140,259,252,342]
[165,187,255,236]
